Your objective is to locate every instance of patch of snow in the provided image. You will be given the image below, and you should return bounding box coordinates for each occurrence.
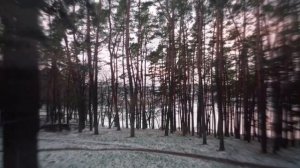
[0,127,299,168]
[36,127,300,168]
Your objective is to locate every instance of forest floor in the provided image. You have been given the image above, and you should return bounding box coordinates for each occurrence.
[37,127,300,168]
[1,126,300,168]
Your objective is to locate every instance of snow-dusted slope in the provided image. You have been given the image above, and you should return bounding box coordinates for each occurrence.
[35,128,300,168]
[0,127,299,167]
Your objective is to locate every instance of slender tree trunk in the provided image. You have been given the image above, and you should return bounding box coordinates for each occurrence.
[196,0,206,144]
[255,0,267,153]
[121,29,129,129]
[63,34,72,126]
[86,1,93,131]
[216,1,225,151]
[210,20,217,137]
[78,52,86,132]
[126,0,135,137]
[191,48,195,136]
[235,51,241,139]
[92,1,102,135]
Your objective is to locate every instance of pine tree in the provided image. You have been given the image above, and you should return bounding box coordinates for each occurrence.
[0,0,43,167]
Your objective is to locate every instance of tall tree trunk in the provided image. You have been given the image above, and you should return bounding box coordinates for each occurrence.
[86,1,93,131]
[165,0,176,136]
[235,51,241,139]
[241,0,250,142]
[126,0,135,137]
[122,32,129,129]
[216,0,225,151]
[93,0,102,135]
[63,34,72,126]
[210,20,217,137]
[196,0,206,144]
[255,0,267,153]
[191,47,195,136]
[1,1,40,167]
[78,53,86,132]
[142,38,148,129]
[108,0,120,131]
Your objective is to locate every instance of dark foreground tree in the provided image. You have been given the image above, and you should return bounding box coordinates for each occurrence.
[0,0,42,167]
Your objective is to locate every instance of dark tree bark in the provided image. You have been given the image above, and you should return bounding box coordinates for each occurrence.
[196,0,206,144]
[125,0,135,137]
[86,1,93,131]
[108,0,121,131]
[165,0,176,136]
[241,0,250,142]
[122,31,129,129]
[78,53,86,132]
[255,0,267,153]
[0,0,41,167]
[92,0,102,135]
[215,0,225,151]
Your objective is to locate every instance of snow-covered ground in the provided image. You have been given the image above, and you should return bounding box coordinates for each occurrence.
[1,127,299,168]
